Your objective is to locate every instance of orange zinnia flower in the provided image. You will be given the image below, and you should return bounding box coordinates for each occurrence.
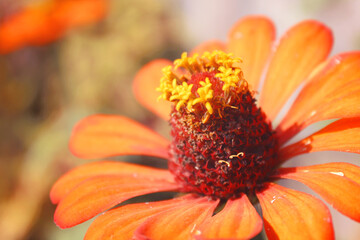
[50,16,360,239]
[0,0,108,54]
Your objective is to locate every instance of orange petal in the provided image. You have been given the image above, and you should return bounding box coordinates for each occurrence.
[277,52,360,144]
[69,114,169,159]
[190,40,226,56]
[54,175,179,228]
[256,183,334,240]
[279,118,360,162]
[52,0,108,28]
[134,197,218,240]
[50,161,174,204]
[198,194,262,239]
[259,20,333,120]
[227,16,275,90]
[133,59,173,120]
[0,11,27,53]
[0,4,64,53]
[0,0,108,54]
[275,162,360,222]
[85,195,196,240]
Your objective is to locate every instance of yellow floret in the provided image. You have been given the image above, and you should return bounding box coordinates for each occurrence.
[216,66,242,91]
[157,50,246,117]
[192,78,214,114]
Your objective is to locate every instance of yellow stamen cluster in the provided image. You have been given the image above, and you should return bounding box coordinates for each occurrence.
[169,81,193,111]
[216,66,243,91]
[192,77,214,114]
[157,50,246,117]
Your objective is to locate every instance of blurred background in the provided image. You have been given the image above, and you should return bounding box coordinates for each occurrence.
[0,0,359,239]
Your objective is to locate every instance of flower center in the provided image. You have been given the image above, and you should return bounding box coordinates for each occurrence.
[158,51,278,199]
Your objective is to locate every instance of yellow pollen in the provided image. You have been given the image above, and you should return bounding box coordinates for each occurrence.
[229,152,244,159]
[157,50,246,116]
[218,160,231,167]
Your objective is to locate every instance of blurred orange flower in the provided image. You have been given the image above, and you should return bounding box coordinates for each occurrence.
[0,0,108,54]
[51,16,360,239]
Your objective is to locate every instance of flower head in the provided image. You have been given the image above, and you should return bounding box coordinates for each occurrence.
[51,16,360,240]
[158,50,278,199]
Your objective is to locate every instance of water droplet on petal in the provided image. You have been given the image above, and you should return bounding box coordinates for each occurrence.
[310,110,317,117]
[190,224,197,233]
[304,139,312,145]
[330,171,344,177]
